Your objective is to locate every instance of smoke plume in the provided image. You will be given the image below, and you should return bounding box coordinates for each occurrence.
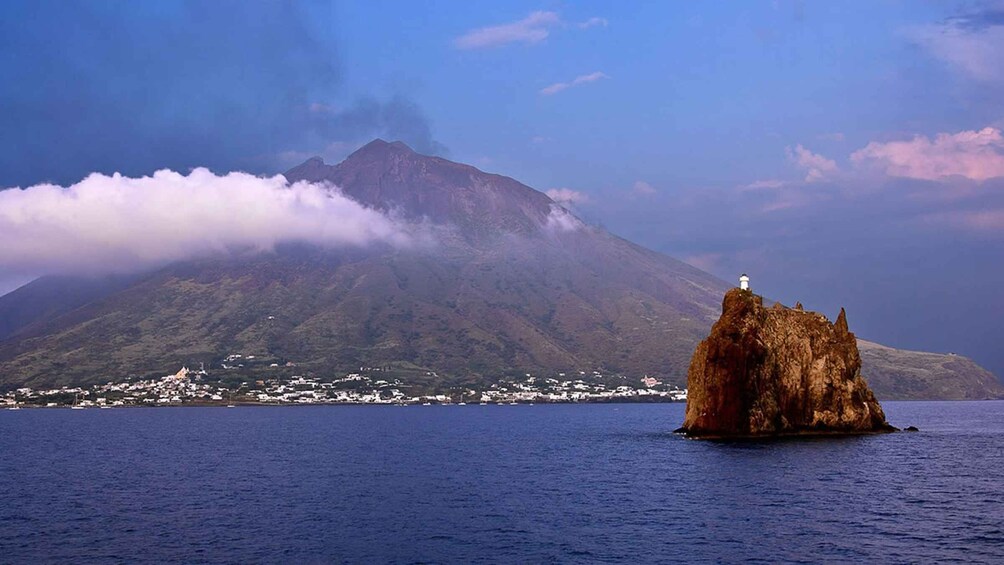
[0,0,446,188]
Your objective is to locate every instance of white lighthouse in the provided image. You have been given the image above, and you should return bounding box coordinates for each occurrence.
[739,273,750,291]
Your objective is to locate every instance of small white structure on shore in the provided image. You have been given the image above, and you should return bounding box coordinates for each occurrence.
[739,273,750,291]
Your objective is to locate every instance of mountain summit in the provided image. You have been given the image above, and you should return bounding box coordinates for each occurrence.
[286,139,556,238]
[0,141,1001,399]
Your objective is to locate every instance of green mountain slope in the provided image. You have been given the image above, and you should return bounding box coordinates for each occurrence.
[858,340,1004,400]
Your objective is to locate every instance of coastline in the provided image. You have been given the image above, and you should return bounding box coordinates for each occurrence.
[5,396,687,410]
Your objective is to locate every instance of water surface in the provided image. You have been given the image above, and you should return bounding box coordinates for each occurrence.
[1,402,1001,563]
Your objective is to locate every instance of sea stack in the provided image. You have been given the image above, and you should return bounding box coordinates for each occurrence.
[677,288,895,438]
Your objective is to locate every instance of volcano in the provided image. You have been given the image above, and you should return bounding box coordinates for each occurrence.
[0,140,1001,399]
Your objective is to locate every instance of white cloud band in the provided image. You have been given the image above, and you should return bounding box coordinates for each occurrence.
[0,168,413,275]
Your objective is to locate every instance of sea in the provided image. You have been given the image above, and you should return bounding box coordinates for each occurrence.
[1,401,1002,564]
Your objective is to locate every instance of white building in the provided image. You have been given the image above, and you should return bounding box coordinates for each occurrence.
[739,273,750,291]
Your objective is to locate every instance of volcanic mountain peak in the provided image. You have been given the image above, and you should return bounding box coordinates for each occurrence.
[285,140,558,238]
[307,138,416,168]
[355,138,415,155]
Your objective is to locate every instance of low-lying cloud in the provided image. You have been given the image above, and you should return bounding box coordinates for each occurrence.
[545,188,590,205]
[0,169,414,277]
[544,205,584,232]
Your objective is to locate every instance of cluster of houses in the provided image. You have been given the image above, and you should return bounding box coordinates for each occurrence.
[475,374,687,404]
[2,366,687,409]
[2,366,225,408]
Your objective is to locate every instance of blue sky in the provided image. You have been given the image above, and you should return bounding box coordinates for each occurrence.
[2,0,1004,375]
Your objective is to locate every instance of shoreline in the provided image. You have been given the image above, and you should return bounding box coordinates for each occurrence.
[6,398,1002,410]
[5,398,687,410]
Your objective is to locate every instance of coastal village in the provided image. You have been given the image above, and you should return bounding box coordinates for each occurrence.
[1,362,687,409]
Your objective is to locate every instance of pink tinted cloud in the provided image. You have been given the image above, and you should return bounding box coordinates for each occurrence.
[454,11,560,49]
[540,71,609,95]
[851,127,1004,182]
[786,144,838,182]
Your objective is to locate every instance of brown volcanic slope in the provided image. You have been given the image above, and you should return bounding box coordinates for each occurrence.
[0,139,1001,399]
[286,141,555,237]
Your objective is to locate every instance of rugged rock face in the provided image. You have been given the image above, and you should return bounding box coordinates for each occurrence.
[678,289,895,438]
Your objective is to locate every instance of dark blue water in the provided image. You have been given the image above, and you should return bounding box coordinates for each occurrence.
[1,402,1002,564]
